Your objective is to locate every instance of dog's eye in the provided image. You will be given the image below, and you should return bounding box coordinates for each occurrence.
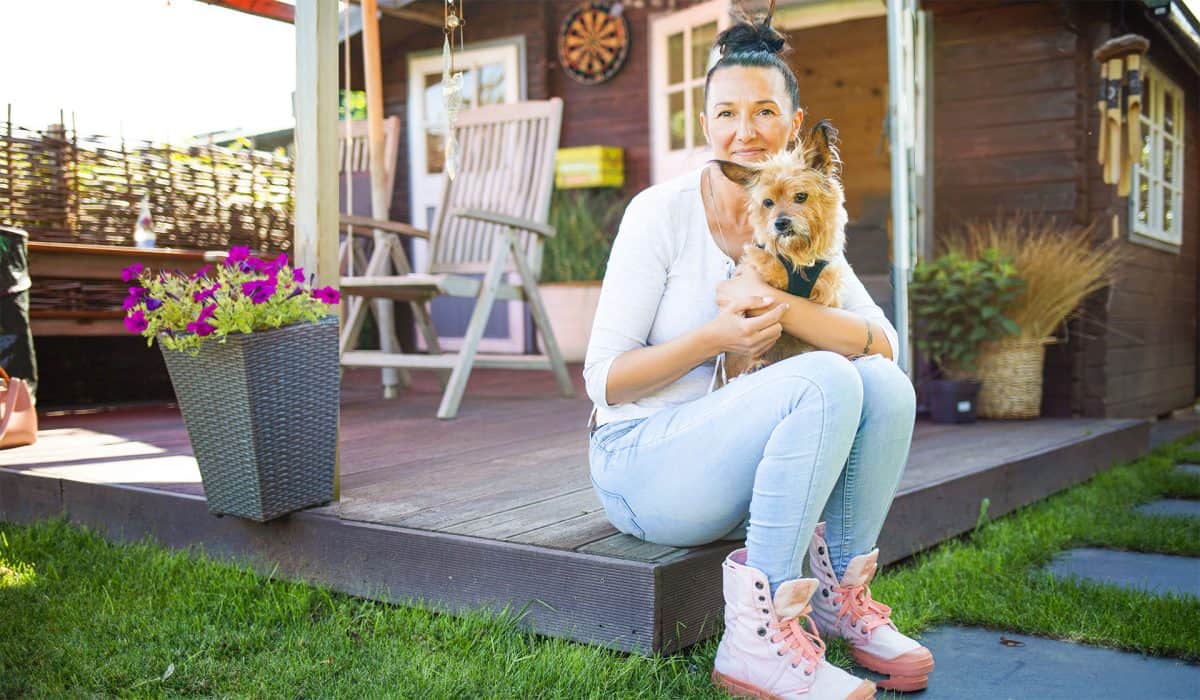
[794,192,808,203]
[763,198,774,208]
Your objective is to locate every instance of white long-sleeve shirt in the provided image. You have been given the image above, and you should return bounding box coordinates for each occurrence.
[582,165,899,429]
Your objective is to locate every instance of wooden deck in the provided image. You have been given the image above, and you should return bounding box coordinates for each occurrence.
[0,367,1152,654]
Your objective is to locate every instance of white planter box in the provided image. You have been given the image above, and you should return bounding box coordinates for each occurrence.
[536,281,602,363]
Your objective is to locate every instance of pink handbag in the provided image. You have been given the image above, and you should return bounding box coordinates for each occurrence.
[0,365,36,449]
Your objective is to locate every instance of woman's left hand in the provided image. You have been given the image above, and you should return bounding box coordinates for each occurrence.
[716,265,775,316]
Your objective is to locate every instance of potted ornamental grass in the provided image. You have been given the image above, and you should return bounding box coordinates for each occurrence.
[121,246,340,521]
[536,188,627,362]
[944,213,1122,418]
[909,248,1025,424]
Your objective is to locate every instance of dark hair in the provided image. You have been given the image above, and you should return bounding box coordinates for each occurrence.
[704,0,800,116]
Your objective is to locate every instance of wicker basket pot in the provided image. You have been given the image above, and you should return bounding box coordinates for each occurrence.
[159,315,339,521]
[975,336,1055,419]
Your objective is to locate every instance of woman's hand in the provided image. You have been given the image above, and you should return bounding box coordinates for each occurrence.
[704,295,789,357]
[716,265,774,317]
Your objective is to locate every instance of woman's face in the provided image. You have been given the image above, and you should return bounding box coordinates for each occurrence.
[700,64,804,166]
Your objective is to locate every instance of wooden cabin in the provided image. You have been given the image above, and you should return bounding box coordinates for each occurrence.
[339,0,1200,420]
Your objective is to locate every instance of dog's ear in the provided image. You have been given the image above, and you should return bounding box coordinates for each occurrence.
[711,159,761,188]
[805,119,842,177]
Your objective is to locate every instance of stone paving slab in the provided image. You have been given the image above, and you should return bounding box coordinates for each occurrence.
[1136,499,1200,518]
[874,625,1200,699]
[1176,463,1200,477]
[1044,548,1200,598]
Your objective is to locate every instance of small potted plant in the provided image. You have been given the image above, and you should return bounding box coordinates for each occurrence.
[909,248,1025,423]
[536,188,628,362]
[121,246,340,521]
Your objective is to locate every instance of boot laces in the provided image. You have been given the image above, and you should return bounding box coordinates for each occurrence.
[835,583,892,634]
[769,604,826,675]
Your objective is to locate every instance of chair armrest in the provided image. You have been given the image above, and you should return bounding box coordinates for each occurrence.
[340,214,431,240]
[450,208,556,238]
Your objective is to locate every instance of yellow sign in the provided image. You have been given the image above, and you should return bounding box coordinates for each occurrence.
[555,146,624,189]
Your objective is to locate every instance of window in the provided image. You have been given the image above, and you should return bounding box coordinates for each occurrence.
[650,1,729,183]
[1129,62,1185,249]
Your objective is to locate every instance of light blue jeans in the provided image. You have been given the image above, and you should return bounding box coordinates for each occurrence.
[588,351,916,597]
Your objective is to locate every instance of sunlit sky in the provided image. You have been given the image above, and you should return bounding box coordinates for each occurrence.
[2,0,1199,143]
[1,0,297,142]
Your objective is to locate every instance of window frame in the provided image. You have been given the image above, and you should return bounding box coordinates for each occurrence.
[1128,60,1185,252]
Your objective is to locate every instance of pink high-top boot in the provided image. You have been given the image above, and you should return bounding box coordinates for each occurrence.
[712,547,876,700]
[806,523,934,692]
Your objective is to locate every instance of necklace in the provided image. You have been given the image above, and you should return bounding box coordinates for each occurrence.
[704,166,736,263]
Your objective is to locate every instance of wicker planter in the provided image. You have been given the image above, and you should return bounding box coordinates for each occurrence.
[975,336,1056,419]
[159,315,339,521]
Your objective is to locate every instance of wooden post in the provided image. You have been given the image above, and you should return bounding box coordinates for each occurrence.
[294,0,341,498]
[361,0,401,396]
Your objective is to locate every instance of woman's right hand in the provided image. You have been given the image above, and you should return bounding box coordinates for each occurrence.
[706,295,789,357]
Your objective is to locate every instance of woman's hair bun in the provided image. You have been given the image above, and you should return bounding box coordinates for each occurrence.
[715,1,789,57]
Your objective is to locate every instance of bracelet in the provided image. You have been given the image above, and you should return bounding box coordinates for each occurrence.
[861,319,873,355]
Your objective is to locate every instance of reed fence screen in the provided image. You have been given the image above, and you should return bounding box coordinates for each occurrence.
[0,117,294,252]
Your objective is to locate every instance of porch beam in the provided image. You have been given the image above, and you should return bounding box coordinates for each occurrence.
[196,0,295,24]
[294,0,341,497]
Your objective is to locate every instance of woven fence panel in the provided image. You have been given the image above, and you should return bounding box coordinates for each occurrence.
[0,117,294,252]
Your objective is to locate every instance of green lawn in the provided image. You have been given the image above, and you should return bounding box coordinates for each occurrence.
[3,434,1199,697]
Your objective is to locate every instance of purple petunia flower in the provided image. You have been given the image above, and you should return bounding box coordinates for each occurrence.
[121,263,144,283]
[124,309,148,333]
[241,278,277,305]
[193,285,219,303]
[122,295,140,311]
[226,246,251,265]
[292,267,305,283]
[196,303,217,323]
[128,286,146,298]
[246,256,273,273]
[186,320,216,337]
[190,264,212,280]
[145,297,163,311]
[312,286,340,305]
[275,253,288,269]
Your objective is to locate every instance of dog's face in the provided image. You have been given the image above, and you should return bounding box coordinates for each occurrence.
[713,120,846,265]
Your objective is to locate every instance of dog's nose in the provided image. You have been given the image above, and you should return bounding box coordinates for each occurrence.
[774,217,792,234]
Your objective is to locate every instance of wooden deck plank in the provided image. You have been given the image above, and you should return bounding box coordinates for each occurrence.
[443,487,598,539]
[337,431,588,525]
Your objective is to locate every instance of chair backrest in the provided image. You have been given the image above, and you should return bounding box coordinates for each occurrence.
[339,116,402,217]
[428,98,563,281]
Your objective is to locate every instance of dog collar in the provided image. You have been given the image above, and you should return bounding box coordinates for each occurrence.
[754,243,829,299]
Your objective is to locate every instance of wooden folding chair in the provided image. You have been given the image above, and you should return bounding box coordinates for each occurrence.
[339,98,574,419]
[337,115,415,396]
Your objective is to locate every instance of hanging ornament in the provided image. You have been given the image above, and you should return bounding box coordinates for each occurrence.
[442,0,466,180]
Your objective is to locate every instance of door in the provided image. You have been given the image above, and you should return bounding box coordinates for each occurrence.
[649,0,731,184]
[407,39,528,353]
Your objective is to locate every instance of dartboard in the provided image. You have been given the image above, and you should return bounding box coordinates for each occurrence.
[559,1,631,85]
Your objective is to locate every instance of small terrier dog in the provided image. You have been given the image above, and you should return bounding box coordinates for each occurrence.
[713,119,849,382]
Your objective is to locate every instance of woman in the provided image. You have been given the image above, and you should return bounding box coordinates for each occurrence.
[582,5,929,700]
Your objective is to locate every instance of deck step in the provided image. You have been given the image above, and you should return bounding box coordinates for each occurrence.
[340,350,554,370]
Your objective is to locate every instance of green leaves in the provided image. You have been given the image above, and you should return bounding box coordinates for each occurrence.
[909,248,1025,378]
[541,188,628,283]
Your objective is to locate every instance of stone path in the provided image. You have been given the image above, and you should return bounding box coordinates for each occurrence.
[1176,463,1200,477]
[871,625,1200,699]
[1136,498,1200,518]
[1044,547,1200,598]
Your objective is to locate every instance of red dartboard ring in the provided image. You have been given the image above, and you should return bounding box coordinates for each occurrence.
[558,1,631,85]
